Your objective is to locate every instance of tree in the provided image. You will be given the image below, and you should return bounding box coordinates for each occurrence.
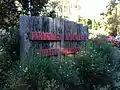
[0,0,49,30]
[0,0,21,30]
[93,19,102,30]
[41,0,81,21]
[78,17,92,28]
[40,0,61,18]
[19,0,49,16]
[101,0,120,36]
[78,17,101,30]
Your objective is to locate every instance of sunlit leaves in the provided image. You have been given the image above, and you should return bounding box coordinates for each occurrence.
[102,0,120,36]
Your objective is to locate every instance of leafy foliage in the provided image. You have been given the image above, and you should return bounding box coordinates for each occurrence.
[0,26,19,70]
[101,0,120,36]
[0,0,21,30]
[19,0,49,16]
[78,17,101,30]
[0,26,20,89]
[1,39,115,90]
[0,0,49,30]
[5,49,79,90]
[74,39,114,89]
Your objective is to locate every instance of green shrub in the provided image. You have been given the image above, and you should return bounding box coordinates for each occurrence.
[74,40,114,89]
[52,57,80,89]
[6,49,80,90]
[0,31,116,90]
[0,26,20,89]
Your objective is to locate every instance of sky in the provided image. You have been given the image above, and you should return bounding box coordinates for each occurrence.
[79,0,109,20]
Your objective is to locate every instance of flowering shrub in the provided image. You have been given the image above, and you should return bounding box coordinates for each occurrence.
[4,39,115,90]
[74,40,114,89]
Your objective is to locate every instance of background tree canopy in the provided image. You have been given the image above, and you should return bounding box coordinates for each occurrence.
[101,0,120,36]
[0,0,20,30]
[19,0,49,16]
[78,17,101,30]
[0,0,49,30]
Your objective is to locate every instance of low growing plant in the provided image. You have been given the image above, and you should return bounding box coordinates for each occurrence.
[74,40,114,90]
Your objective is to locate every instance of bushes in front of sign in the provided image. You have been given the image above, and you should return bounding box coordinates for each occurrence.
[5,40,115,90]
[0,26,20,89]
[5,49,80,90]
[74,40,114,90]
[51,56,80,89]
[0,34,115,90]
[6,51,52,90]
[0,27,80,89]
